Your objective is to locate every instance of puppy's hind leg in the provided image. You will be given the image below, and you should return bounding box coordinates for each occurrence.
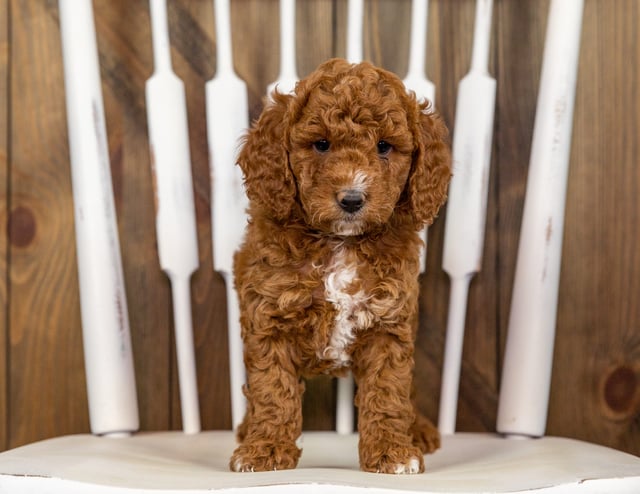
[235,385,252,444]
[410,410,440,454]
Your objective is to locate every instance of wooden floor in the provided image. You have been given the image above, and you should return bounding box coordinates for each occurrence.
[0,0,638,455]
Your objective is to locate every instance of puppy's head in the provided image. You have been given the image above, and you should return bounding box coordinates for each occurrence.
[238,58,451,235]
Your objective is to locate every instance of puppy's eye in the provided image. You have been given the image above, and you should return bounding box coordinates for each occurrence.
[377,140,393,156]
[312,139,331,153]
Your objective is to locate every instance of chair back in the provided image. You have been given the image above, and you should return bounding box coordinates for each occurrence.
[61,0,584,440]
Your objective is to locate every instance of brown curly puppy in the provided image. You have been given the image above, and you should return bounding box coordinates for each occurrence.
[230,58,451,474]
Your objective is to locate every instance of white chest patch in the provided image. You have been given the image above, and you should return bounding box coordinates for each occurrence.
[322,249,372,366]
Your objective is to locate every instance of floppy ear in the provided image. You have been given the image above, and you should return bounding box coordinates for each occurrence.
[237,92,297,222]
[403,108,452,229]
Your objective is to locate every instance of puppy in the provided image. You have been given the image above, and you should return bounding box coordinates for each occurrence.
[230,58,451,474]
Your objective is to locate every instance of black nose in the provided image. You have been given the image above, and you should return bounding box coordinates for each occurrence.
[337,190,364,213]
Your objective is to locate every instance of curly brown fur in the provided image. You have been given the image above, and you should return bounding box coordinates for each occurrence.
[229,58,451,474]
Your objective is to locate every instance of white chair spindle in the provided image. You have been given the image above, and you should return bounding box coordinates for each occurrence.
[440,0,496,435]
[146,0,201,435]
[497,0,585,438]
[59,0,139,437]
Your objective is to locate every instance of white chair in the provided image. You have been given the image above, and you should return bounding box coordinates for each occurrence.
[1,0,639,493]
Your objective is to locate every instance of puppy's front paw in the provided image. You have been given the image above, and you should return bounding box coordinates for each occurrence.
[361,445,425,474]
[230,441,301,472]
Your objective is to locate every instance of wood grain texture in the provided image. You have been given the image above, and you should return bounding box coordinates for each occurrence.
[8,0,88,447]
[0,0,8,453]
[1,0,639,456]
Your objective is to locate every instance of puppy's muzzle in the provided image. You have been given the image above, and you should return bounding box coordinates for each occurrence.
[337,189,365,213]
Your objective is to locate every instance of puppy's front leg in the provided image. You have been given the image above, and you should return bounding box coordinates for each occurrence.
[230,335,303,472]
[353,332,425,474]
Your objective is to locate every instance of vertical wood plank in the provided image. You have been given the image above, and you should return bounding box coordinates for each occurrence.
[367,0,411,74]
[233,0,279,117]
[297,0,336,78]
[8,0,88,447]
[0,0,9,452]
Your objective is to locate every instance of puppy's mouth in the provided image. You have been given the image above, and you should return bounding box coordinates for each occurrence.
[332,218,366,237]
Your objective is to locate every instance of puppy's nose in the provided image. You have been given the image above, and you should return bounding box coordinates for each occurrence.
[337,189,365,213]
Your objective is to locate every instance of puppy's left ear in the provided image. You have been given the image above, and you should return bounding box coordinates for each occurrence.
[403,109,452,229]
[237,92,298,222]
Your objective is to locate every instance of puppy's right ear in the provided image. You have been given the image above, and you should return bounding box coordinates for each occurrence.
[237,92,297,221]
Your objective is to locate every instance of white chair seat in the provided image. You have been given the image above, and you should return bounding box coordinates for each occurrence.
[0,431,639,493]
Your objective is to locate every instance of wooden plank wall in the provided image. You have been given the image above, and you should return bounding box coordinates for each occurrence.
[0,0,638,455]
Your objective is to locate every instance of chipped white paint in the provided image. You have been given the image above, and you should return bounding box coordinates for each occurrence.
[322,249,371,366]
